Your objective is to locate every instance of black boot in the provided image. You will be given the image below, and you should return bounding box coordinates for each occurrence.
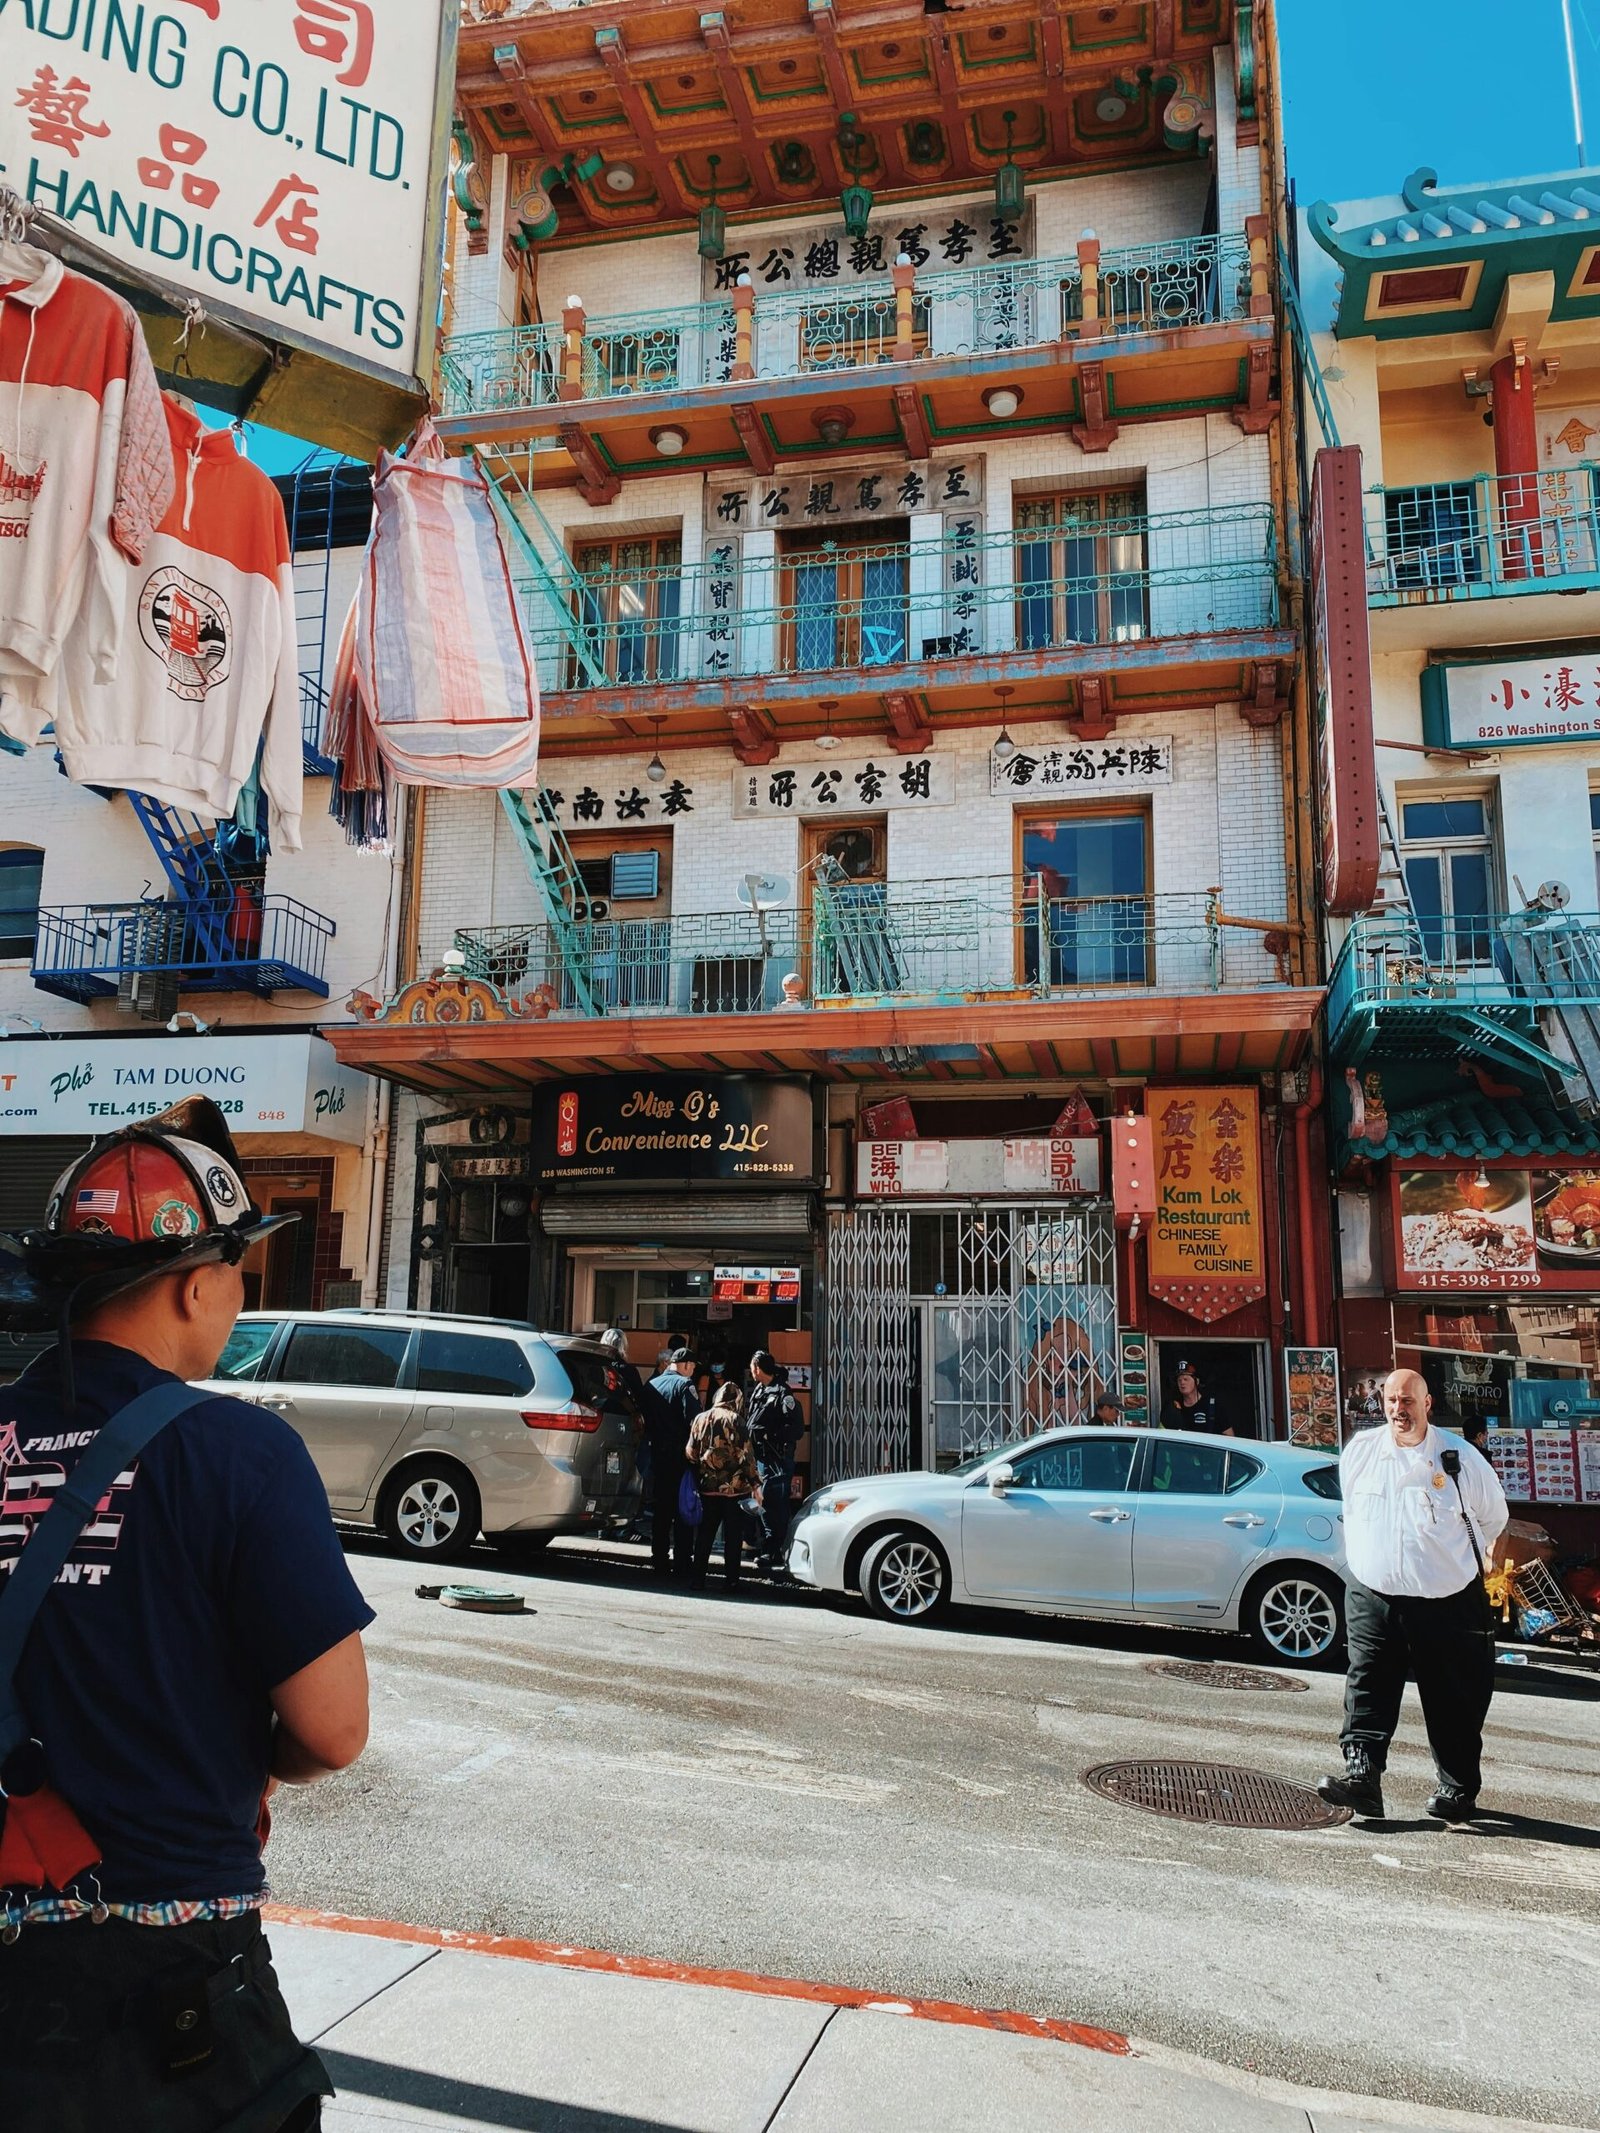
[1317,1751,1385,1817]
[1426,1786,1479,1824]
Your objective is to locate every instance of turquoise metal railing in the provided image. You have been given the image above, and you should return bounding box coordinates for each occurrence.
[509,502,1278,695]
[1366,469,1600,602]
[1327,909,1600,1050]
[437,234,1253,416]
[453,882,1291,1022]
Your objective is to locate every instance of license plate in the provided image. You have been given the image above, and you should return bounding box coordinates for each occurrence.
[605,1451,622,1475]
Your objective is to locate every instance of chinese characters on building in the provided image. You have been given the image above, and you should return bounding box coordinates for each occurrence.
[703,459,984,533]
[1147,1086,1265,1321]
[990,738,1173,793]
[706,213,1032,294]
[733,755,955,819]
[1432,653,1600,748]
[538,776,696,828]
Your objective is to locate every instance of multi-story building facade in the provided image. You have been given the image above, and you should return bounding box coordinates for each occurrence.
[1306,165,1600,1541]
[336,0,1325,1478]
[0,460,392,1354]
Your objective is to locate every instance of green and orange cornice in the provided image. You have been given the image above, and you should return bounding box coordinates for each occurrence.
[1309,166,1600,342]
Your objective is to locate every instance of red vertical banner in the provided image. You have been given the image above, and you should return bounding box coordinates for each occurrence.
[1311,445,1379,915]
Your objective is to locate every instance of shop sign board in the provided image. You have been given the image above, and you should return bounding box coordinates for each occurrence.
[733,755,955,818]
[0,0,456,392]
[1284,1346,1340,1449]
[1421,653,1600,750]
[705,459,983,532]
[1310,446,1380,915]
[1146,1087,1266,1322]
[856,1138,1101,1198]
[0,1033,366,1143]
[533,1076,816,1188]
[704,209,1033,295]
[990,738,1172,796]
[1393,1165,1600,1292]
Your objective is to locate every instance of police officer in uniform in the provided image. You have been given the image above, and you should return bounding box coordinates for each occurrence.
[0,1097,373,2131]
[1317,1368,1508,1823]
[639,1344,700,1580]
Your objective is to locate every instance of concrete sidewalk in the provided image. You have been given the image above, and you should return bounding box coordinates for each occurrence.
[267,1908,1594,2133]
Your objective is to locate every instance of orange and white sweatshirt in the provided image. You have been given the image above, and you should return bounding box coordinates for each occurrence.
[0,243,172,716]
[52,397,304,849]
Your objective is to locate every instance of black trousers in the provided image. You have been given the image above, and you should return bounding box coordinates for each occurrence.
[691,1496,744,1587]
[650,1463,690,1577]
[0,1910,327,2133]
[1341,1574,1497,1797]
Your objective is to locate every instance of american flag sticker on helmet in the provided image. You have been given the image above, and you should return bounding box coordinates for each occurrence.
[75,1189,120,1214]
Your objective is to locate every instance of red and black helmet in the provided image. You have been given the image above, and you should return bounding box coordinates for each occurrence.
[0,1096,296,1328]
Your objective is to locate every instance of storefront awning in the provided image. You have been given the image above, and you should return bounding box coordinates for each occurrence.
[1360,1091,1600,1162]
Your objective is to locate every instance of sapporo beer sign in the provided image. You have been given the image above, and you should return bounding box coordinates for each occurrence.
[0,0,455,382]
[1147,1086,1266,1322]
[534,1076,817,1188]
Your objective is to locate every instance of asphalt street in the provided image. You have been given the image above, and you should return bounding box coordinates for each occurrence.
[266,1536,1600,2129]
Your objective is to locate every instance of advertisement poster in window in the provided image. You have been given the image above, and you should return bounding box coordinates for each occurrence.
[1393,1166,1600,1291]
[1285,1346,1341,1449]
[1146,1087,1265,1321]
[1117,1329,1151,1427]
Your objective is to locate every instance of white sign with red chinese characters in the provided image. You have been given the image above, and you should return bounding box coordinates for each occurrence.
[1422,653,1600,749]
[1000,1138,1102,1196]
[733,756,955,817]
[858,1141,950,1197]
[0,0,453,381]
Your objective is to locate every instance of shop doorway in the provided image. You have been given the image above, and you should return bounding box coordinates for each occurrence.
[585,1256,811,1384]
[1155,1340,1269,1439]
[251,1196,319,1310]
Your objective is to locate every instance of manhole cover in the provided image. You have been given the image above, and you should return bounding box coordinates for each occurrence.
[1147,1660,1309,1693]
[1082,1760,1349,1830]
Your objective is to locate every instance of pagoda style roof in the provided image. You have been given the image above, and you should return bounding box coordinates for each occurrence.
[1309,166,1600,340]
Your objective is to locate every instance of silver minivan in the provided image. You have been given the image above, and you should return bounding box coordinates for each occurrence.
[202,1310,641,1562]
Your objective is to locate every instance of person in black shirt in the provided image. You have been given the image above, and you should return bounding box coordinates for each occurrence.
[745,1351,805,1575]
[638,1346,700,1580]
[1160,1362,1232,1435]
[0,1097,373,2133]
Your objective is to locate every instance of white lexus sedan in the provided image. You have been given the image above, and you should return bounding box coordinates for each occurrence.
[787,1427,1348,1664]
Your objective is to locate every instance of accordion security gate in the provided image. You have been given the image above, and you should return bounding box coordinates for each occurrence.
[819,1203,1119,1481]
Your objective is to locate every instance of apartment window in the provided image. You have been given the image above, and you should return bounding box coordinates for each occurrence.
[1401,796,1494,964]
[570,534,681,687]
[0,846,44,958]
[1018,810,1150,986]
[1381,483,1483,591]
[1015,488,1147,651]
[780,526,908,673]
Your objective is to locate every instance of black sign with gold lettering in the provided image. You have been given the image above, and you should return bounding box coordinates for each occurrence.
[533,1076,818,1189]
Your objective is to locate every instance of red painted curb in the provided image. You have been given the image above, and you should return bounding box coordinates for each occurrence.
[264,1903,1132,2057]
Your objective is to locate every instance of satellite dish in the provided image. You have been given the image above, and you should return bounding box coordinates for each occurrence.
[740,872,791,911]
[1532,880,1572,912]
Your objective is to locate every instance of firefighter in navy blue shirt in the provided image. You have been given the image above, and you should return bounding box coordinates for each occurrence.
[0,1098,374,2132]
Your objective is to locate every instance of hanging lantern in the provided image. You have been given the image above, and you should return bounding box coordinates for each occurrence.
[697,152,727,260]
[836,113,874,240]
[994,109,1025,223]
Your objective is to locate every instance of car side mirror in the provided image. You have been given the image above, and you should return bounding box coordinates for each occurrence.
[988,1462,1016,1494]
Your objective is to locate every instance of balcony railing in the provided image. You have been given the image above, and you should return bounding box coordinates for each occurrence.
[436,233,1253,416]
[1366,469,1600,604]
[32,897,336,1003]
[518,503,1278,695]
[1327,908,1600,1063]
[455,883,1291,1021]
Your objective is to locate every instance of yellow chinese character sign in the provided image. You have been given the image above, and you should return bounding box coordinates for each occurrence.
[1146,1086,1266,1322]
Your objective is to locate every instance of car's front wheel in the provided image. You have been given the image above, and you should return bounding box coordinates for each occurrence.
[861,1529,950,1625]
[381,1460,481,1563]
[1246,1565,1344,1665]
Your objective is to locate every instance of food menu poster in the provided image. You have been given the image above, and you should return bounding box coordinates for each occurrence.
[1486,1428,1600,1504]
[1117,1330,1151,1428]
[1285,1348,1340,1449]
[1393,1166,1600,1292]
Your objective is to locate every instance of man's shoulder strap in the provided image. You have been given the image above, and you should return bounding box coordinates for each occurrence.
[0,1381,211,1758]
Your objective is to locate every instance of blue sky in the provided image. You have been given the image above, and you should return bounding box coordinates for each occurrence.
[224,3,1600,471]
[1279,0,1596,207]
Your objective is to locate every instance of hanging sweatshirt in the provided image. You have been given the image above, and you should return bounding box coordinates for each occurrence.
[51,396,304,850]
[0,244,173,728]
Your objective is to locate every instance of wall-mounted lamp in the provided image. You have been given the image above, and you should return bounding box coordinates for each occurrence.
[647,716,668,783]
[650,425,688,456]
[992,683,1017,760]
[982,386,1024,419]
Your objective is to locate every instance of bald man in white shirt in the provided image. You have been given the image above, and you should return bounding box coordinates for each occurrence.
[1317,1369,1508,1824]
